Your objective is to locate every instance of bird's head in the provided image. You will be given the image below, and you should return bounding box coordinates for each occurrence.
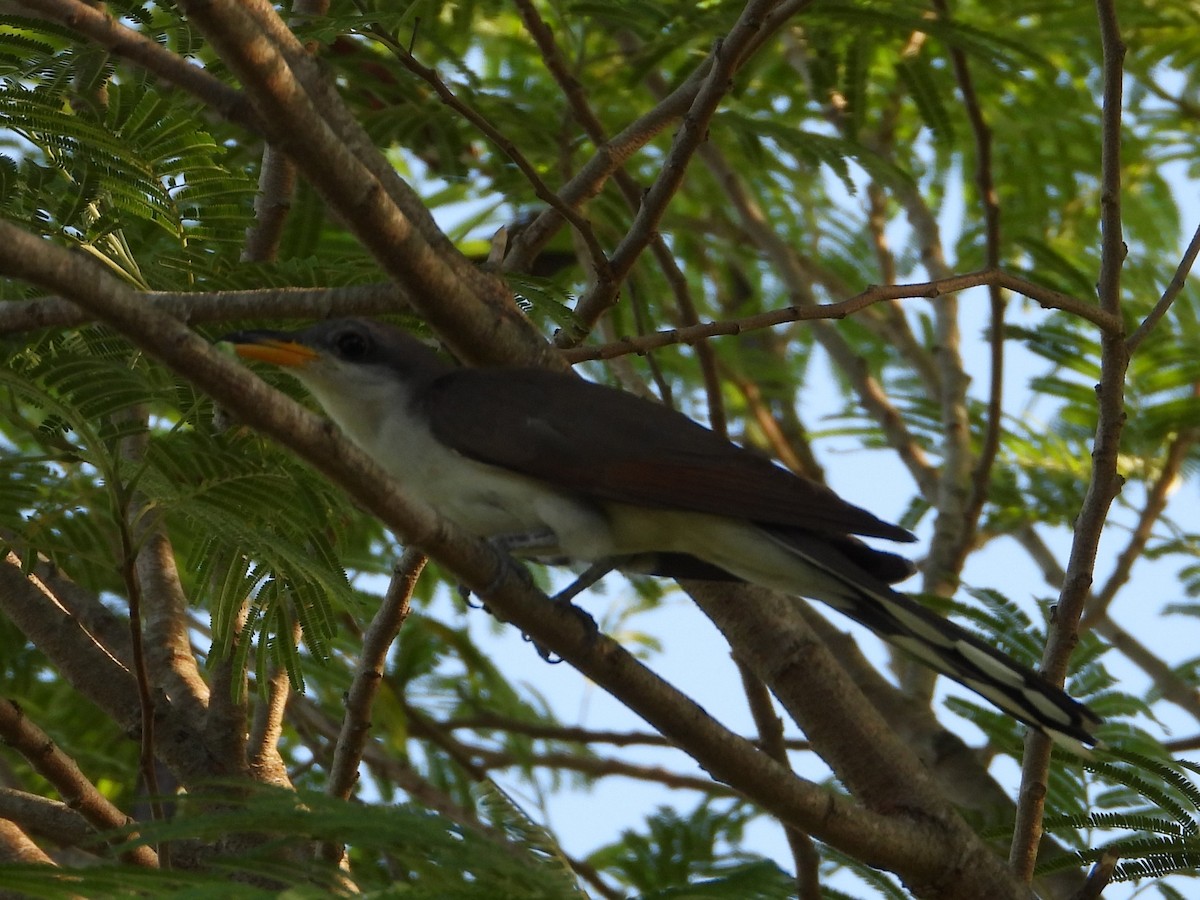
[219,318,453,400]
[218,319,457,447]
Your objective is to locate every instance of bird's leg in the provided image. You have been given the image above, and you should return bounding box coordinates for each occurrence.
[454,531,604,662]
[551,558,617,604]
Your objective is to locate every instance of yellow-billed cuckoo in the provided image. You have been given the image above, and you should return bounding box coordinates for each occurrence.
[221,318,1101,750]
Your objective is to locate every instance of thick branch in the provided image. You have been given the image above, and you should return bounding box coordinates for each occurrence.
[246,617,300,788]
[0,283,412,336]
[0,789,96,850]
[688,581,1033,899]
[0,818,53,866]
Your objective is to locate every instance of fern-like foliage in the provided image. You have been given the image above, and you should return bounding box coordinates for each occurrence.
[0,783,586,899]
[1037,749,1200,885]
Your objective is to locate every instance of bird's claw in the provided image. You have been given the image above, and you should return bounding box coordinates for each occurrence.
[457,540,536,610]
[526,602,599,663]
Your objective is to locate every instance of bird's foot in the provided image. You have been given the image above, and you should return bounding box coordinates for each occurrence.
[527,557,609,660]
[527,602,599,664]
[456,532,547,609]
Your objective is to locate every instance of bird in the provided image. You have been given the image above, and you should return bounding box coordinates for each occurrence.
[220,317,1101,751]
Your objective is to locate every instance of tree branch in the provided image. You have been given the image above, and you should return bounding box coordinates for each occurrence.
[929,0,1005,603]
[1012,524,1200,724]
[246,616,300,788]
[0,551,139,732]
[175,0,542,368]
[19,0,264,134]
[365,21,611,281]
[327,550,425,801]
[0,283,412,336]
[0,699,158,868]
[1126,217,1200,353]
[736,660,821,899]
[688,581,1033,899]
[577,0,791,327]
[441,713,812,752]
[504,0,815,274]
[1082,428,1197,628]
[1011,1,1128,878]
[0,818,53,866]
[0,789,97,851]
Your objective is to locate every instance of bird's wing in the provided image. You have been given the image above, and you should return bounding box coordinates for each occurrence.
[422,368,914,543]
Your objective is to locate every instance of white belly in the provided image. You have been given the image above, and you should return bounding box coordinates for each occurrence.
[303,372,618,559]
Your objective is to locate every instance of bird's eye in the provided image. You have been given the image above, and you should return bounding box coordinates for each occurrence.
[335,330,369,360]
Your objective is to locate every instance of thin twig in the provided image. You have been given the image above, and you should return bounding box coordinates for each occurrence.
[462,747,740,794]
[1081,427,1197,628]
[577,0,787,327]
[440,713,813,752]
[1126,218,1200,353]
[563,852,624,900]
[727,370,813,476]
[512,0,608,148]
[1011,524,1200,724]
[504,0,815,273]
[1011,2,1128,880]
[514,12,724,405]
[502,61,714,273]
[859,170,943,395]
[932,0,1006,573]
[564,269,1119,360]
[1095,615,1200,721]
[290,696,592,883]
[113,487,164,842]
[327,550,426,801]
[736,661,821,899]
[363,22,612,281]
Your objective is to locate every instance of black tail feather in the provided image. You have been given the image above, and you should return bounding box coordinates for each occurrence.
[761,529,1101,751]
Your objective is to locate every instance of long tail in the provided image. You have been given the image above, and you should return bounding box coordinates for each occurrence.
[763,529,1102,752]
